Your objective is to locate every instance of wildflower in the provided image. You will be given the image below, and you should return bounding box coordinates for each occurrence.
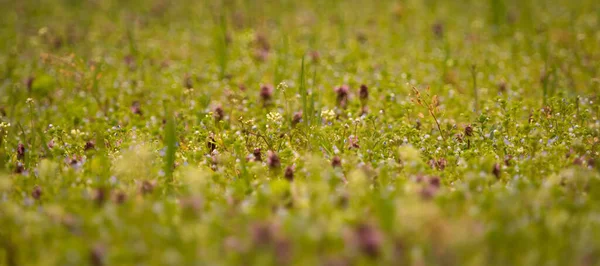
[493,163,501,179]
[504,155,513,166]
[124,55,136,69]
[238,84,247,92]
[292,111,303,126]
[331,156,342,168]
[32,185,42,200]
[321,109,336,121]
[276,81,288,92]
[26,98,34,104]
[207,135,217,152]
[113,190,127,204]
[355,223,382,258]
[224,236,242,253]
[68,156,81,167]
[14,162,24,174]
[360,106,369,115]
[179,196,203,213]
[498,81,507,92]
[213,104,224,121]
[255,32,271,52]
[274,238,292,264]
[17,143,25,160]
[267,112,283,124]
[335,85,349,108]
[260,84,274,105]
[93,187,107,206]
[254,49,269,62]
[184,73,193,89]
[84,140,95,151]
[90,244,106,266]
[432,21,444,39]
[429,158,447,170]
[356,31,368,43]
[211,152,220,168]
[252,148,262,161]
[251,222,275,246]
[359,84,369,104]
[464,125,473,137]
[25,76,35,92]
[429,176,441,188]
[284,165,295,181]
[267,151,280,169]
[310,50,320,63]
[420,185,437,200]
[140,180,155,195]
[131,101,142,116]
[348,135,360,149]
[455,133,464,142]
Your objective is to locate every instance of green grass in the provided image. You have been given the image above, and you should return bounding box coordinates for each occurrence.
[1,0,599,265]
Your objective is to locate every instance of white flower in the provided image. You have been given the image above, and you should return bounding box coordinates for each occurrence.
[321,109,335,121]
[267,112,283,124]
[276,81,288,92]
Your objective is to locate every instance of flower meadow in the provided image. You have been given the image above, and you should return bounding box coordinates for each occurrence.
[0,0,599,265]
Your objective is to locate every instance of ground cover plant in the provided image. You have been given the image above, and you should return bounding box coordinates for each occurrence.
[0,0,599,265]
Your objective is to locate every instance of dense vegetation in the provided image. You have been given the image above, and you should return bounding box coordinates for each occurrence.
[1,0,599,265]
